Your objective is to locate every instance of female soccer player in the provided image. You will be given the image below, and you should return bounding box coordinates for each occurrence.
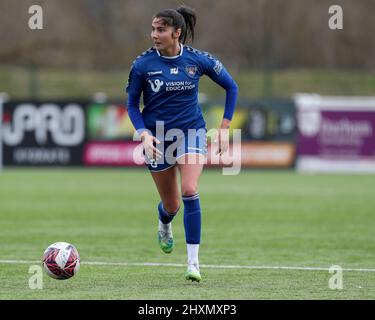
[126,6,238,282]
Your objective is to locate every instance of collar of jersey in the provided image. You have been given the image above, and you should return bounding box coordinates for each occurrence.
[156,43,183,60]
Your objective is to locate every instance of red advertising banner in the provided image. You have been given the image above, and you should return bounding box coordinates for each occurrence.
[83,141,143,166]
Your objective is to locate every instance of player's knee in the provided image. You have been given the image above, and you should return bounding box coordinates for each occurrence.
[181,184,198,197]
[163,200,180,214]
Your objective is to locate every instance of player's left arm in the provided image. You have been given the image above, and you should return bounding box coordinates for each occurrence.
[202,56,239,155]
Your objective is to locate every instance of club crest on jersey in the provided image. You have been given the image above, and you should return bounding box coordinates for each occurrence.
[148,79,164,92]
[185,65,198,77]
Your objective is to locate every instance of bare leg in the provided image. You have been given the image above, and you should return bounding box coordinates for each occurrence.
[150,166,180,213]
[177,154,205,196]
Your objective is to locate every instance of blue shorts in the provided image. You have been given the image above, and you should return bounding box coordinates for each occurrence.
[144,128,207,172]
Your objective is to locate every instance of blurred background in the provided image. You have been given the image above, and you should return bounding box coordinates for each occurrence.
[1,0,375,99]
[0,0,374,171]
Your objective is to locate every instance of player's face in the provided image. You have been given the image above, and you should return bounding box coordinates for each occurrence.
[151,18,179,51]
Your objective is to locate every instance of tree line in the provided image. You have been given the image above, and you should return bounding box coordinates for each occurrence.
[0,0,373,70]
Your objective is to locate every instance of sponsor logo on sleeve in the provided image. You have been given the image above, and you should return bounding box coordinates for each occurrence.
[213,60,223,75]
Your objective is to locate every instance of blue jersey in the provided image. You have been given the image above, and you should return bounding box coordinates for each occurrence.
[126,44,238,134]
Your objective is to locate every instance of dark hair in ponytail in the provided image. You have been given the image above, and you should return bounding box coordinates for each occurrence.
[176,6,196,44]
[153,5,197,44]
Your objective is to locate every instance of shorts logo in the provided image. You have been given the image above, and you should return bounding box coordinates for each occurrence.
[149,158,158,168]
[148,79,164,92]
[185,65,198,77]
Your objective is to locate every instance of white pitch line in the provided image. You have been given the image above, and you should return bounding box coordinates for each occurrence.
[0,259,375,272]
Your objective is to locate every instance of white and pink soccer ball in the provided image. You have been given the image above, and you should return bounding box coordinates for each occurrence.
[42,242,80,280]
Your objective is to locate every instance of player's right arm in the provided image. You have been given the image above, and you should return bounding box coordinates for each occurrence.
[199,53,239,155]
[126,62,162,160]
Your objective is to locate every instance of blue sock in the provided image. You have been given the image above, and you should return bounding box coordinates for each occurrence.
[158,201,178,224]
[183,194,201,244]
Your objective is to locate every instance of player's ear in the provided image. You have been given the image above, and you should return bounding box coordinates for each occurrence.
[172,28,181,39]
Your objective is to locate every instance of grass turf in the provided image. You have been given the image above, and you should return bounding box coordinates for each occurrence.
[0,169,374,299]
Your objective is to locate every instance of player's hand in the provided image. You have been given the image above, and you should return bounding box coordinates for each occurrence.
[215,128,229,156]
[140,132,163,160]
[215,119,231,156]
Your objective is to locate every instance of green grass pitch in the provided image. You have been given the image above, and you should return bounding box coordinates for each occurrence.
[0,168,374,299]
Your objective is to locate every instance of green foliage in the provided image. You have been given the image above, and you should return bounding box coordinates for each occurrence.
[1,66,375,100]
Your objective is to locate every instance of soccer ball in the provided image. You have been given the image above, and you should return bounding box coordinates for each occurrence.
[42,242,80,280]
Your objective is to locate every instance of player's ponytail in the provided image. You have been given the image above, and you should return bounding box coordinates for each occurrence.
[176,6,196,44]
[153,6,197,44]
